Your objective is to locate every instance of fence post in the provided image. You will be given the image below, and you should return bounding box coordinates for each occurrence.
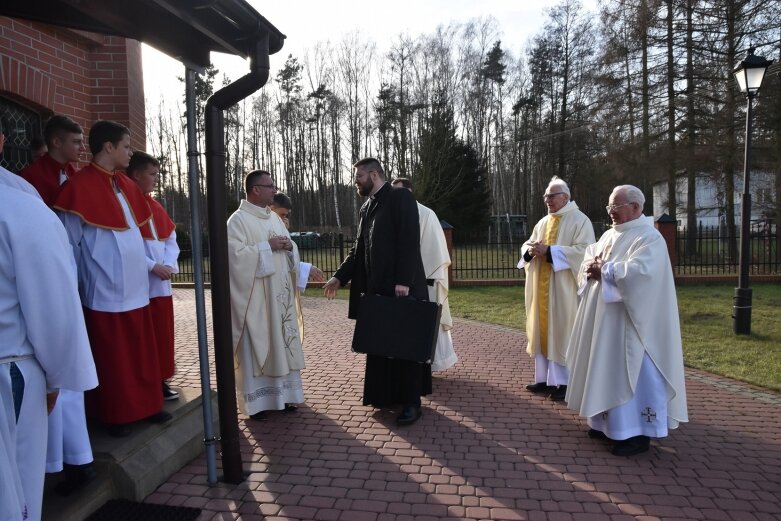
[655,214,678,269]
[441,220,454,285]
[338,232,344,262]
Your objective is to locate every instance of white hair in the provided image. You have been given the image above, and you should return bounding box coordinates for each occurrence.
[546,176,570,197]
[612,185,645,209]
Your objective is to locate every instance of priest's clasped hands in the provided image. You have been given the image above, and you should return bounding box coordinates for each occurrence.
[527,241,549,257]
[269,235,293,251]
[585,255,605,280]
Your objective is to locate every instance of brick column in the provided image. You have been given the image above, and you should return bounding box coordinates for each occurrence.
[655,214,677,269]
[441,220,454,285]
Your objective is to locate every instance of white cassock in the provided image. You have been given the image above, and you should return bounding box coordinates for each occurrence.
[0,187,98,521]
[518,201,594,386]
[565,216,688,440]
[228,201,306,415]
[417,203,457,371]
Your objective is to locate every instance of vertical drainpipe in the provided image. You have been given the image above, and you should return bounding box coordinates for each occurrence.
[205,34,270,484]
[185,66,218,486]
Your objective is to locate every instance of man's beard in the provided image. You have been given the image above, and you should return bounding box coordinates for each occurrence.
[358,178,374,197]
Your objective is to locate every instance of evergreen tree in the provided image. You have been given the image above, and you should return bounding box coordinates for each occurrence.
[417,95,490,232]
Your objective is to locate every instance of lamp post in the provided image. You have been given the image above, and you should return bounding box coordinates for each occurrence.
[732,48,773,335]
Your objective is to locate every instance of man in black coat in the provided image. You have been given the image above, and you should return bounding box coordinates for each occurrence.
[324,157,431,425]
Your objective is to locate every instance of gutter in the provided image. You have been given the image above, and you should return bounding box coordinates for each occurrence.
[204,34,271,484]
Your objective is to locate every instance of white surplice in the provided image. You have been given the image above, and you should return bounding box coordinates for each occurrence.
[565,216,688,440]
[0,187,97,521]
[144,218,180,299]
[58,193,150,312]
[228,201,306,415]
[417,203,457,372]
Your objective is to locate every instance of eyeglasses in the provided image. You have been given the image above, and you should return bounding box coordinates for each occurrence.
[543,192,565,200]
[251,183,277,191]
[605,203,632,213]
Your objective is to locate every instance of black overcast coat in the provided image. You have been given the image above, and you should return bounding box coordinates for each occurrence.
[334,182,428,319]
[334,181,432,407]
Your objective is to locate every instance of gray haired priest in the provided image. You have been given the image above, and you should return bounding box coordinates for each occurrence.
[519,176,594,402]
[565,184,688,456]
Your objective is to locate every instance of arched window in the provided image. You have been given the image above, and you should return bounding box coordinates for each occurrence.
[0,97,43,173]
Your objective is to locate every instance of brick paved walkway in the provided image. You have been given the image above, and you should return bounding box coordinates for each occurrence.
[148,288,781,521]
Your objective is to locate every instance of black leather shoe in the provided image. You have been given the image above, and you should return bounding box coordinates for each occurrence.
[283,403,298,412]
[588,429,611,441]
[611,435,650,456]
[396,405,422,426]
[162,382,179,401]
[55,463,97,496]
[249,411,268,421]
[549,385,567,402]
[525,382,550,393]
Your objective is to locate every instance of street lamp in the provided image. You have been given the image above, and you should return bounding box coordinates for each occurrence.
[732,47,773,335]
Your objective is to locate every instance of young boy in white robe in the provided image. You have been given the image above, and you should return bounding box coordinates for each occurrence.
[127,152,181,402]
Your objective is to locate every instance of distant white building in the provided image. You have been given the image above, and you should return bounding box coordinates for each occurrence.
[653,171,776,228]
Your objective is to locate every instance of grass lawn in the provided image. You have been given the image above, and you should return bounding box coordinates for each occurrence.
[448,283,781,392]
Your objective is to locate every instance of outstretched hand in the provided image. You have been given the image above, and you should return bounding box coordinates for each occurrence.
[323,277,341,299]
[309,266,325,283]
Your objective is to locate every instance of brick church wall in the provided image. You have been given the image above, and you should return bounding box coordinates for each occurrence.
[0,17,146,153]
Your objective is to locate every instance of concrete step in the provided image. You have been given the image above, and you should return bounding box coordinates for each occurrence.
[41,386,219,521]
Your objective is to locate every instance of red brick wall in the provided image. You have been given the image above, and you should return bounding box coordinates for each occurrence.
[0,17,146,152]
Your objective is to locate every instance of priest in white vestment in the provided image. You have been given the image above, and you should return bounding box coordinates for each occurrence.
[228,171,306,421]
[565,185,688,456]
[391,178,457,372]
[0,186,97,521]
[519,177,594,402]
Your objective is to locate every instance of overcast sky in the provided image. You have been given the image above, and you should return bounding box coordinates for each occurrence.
[142,0,597,112]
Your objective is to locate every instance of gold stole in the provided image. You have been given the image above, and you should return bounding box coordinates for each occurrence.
[537,214,561,357]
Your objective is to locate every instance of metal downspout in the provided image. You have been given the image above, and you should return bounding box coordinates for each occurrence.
[204,34,271,484]
[185,66,218,485]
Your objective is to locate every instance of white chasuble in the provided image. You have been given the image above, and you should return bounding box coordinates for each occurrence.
[228,201,305,413]
[565,216,688,432]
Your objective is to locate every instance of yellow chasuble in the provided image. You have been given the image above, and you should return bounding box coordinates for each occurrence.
[536,215,561,357]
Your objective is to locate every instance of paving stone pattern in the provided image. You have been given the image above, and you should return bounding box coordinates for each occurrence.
[147,289,781,521]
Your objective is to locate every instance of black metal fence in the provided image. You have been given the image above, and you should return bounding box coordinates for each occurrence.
[173,219,779,283]
[676,219,779,275]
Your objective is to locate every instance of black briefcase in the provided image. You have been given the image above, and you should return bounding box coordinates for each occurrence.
[351,294,442,363]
